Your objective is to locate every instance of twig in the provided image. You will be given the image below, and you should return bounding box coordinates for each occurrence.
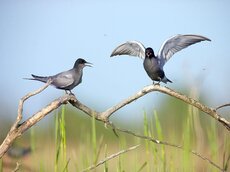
[216,103,230,111]
[0,82,75,158]
[62,158,70,172]
[0,82,229,172]
[70,85,230,131]
[12,162,20,172]
[110,125,224,171]
[223,152,230,171]
[82,145,140,172]
[11,80,52,132]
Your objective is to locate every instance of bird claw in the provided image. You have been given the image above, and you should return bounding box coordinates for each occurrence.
[152,81,160,86]
[69,92,75,96]
[65,90,75,96]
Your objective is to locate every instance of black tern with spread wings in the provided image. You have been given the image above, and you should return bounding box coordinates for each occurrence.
[25,58,92,94]
[110,34,210,84]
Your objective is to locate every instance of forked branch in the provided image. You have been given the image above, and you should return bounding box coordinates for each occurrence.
[0,84,229,172]
[69,84,230,130]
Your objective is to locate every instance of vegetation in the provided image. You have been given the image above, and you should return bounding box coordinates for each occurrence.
[1,93,229,171]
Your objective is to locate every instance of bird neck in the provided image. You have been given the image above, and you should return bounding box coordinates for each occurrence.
[74,66,84,73]
[145,55,156,59]
[73,64,84,70]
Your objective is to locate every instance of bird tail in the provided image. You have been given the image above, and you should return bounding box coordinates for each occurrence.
[166,78,172,83]
[161,77,172,84]
[24,74,50,83]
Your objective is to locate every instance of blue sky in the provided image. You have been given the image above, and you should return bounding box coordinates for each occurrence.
[0,0,230,121]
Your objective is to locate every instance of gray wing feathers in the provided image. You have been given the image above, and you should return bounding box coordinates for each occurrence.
[52,72,74,88]
[158,34,211,67]
[110,41,146,59]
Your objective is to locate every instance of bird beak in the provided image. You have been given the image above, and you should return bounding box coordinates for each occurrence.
[85,61,93,67]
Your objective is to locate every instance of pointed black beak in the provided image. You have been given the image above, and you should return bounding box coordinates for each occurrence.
[85,61,93,67]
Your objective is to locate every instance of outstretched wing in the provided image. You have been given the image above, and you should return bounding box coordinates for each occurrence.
[157,34,211,67]
[110,41,146,59]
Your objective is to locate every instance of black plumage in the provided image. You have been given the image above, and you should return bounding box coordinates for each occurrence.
[111,34,211,84]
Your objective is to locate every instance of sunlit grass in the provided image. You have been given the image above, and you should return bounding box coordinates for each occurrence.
[91,115,97,165]
[0,158,2,172]
[3,101,227,171]
[207,119,218,172]
[55,105,68,172]
[182,110,192,171]
[104,144,108,172]
[30,127,36,154]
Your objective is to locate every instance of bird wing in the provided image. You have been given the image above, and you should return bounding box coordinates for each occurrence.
[110,41,146,59]
[157,34,211,67]
[51,71,74,88]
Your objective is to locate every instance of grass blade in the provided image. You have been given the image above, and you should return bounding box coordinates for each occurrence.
[91,115,97,164]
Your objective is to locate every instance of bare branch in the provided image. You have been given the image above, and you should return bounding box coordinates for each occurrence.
[0,81,229,172]
[0,82,75,158]
[11,80,51,132]
[70,84,230,131]
[216,103,230,111]
[12,162,20,172]
[82,145,140,172]
[111,125,224,171]
[69,98,101,120]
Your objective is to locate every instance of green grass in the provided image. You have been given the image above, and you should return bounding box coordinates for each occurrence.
[182,110,192,171]
[91,115,97,165]
[4,102,227,172]
[207,119,218,172]
[0,158,2,172]
[104,144,108,172]
[143,111,150,172]
[154,110,166,171]
[55,109,60,172]
[54,105,68,172]
[30,126,36,153]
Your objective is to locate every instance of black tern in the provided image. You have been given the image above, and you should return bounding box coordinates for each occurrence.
[25,58,92,94]
[110,34,211,84]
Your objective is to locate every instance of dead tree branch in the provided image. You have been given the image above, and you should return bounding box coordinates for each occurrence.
[12,162,20,172]
[69,85,230,130]
[111,126,224,171]
[0,83,229,172]
[82,145,140,172]
[11,80,51,132]
[0,82,75,158]
[216,103,230,111]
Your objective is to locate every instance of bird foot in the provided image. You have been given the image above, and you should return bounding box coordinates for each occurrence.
[153,81,160,86]
[154,77,162,85]
[65,90,75,96]
[68,92,75,96]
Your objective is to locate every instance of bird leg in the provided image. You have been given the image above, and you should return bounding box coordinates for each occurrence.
[68,90,75,96]
[65,90,75,96]
[152,81,160,85]
[153,77,161,85]
[154,82,160,86]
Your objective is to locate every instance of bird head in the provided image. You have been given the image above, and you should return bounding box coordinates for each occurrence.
[74,58,93,68]
[145,47,155,58]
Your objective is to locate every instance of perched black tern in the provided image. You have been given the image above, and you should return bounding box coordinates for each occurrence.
[25,58,92,94]
[110,34,210,84]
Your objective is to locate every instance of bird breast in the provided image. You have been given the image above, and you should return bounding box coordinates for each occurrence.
[143,57,160,72]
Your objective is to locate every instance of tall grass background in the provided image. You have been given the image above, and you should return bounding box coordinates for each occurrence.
[0,89,229,172]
